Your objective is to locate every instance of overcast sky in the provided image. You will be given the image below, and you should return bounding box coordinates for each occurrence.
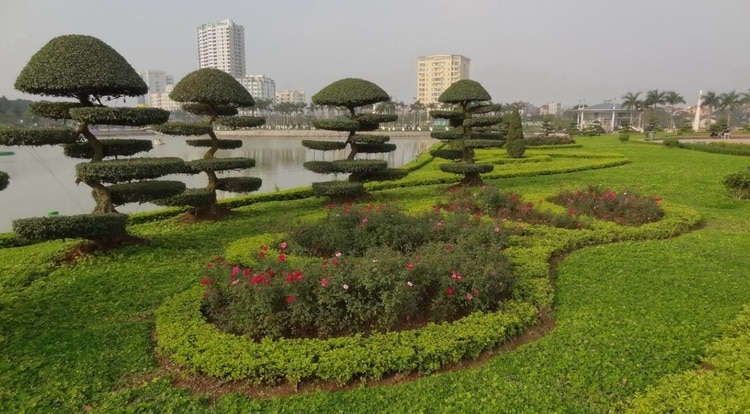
[1,0,748,107]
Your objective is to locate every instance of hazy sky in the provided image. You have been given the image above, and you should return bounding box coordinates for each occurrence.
[1,0,748,107]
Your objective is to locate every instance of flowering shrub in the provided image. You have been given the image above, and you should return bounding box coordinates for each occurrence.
[202,206,516,340]
[434,185,584,229]
[548,184,664,226]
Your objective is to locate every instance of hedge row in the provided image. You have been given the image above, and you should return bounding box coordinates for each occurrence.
[12,213,128,242]
[674,141,750,157]
[185,139,243,150]
[108,180,186,206]
[69,107,169,126]
[439,163,494,175]
[75,157,186,183]
[152,122,213,137]
[153,188,213,208]
[311,181,364,198]
[63,138,153,159]
[0,127,79,146]
[186,157,256,173]
[29,101,82,120]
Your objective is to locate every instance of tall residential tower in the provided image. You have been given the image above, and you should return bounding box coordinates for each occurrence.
[416,54,470,106]
[197,19,246,78]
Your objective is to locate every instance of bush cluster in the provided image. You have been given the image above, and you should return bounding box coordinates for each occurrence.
[722,170,750,199]
[12,213,128,242]
[548,184,664,226]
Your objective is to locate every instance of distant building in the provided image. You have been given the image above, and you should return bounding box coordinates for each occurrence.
[197,19,246,78]
[149,84,182,111]
[137,70,174,106]
[539,102,562,116]
[237,75,276,101]
[417,54,470,106]
[276,89,306,105]
[576,103,637,132]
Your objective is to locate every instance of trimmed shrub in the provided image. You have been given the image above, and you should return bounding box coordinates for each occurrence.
[312,181,364,197]
[29,101,82,119]
[216,177,263,193]
[350,168,408,182]
[303,161,339,174]
[69,107,169,126]
[186,157,256,173]
[524,135,575,146]
[351,134,390,144]
[76,157,186,183]
[430,149,463,160]
[182,103,238,117]
[355,113,398,123]
[301,140,347,151]
[0,127,78,146]
[312,119,360,131]
[331,159,388,174]
[465,139,505,148]
[353,143,397,154]
[151,122,213,136]
[663,137,680,147]
[311,78,390,109]
[169,68,254,107]
[429,110,463,120]
[153,188,213,208]
[439,163,494,175]
[722,170,750,199]
[437,79,491,103]
[0,171,8,191]
[505,107,525,158]
[216,116,266,129]
[185,139,243,150]
[108,180,186,205]
[430,131,463,140]
[463,116,503,128]
[63,139,153,159]
[12,213,128,242]
[506,138,527,158]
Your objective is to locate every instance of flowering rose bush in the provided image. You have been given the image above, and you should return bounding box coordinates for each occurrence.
[201,203,517,340]
[548,184,664,226]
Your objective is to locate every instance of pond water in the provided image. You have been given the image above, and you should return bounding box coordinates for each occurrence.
[0,134,434,232]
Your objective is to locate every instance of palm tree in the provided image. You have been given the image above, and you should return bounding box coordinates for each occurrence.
[643,90,666,130]
[719,90,742,128]
[701,91,720,128]
[621,91,643,129]
[663,91,685,131]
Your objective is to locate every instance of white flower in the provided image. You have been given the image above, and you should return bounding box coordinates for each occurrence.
[343,284,349,290]
[335,251,342,257]
[407,281,413,287]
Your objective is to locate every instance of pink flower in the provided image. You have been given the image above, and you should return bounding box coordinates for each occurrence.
[286,295,295,304]
[362,217,369,224]
[243,268,252,276]
[445,244,453,250]
[494,227,501,233]
[332,259,339,266]
[320,278,328,287]
[230,266,240,277]
[231,279,240,286]
[259,252,266,259]
[451,270,462,281]
[285,274,295,282]
[335,251,342,257]
[466,293,474,300]
[406,263,414,269]
[280,241,288,250]
[446,287,454,295]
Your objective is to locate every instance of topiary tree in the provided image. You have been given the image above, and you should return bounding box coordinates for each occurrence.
[428,80,504,185]
[303,78,403,198]
[584,119,606,136]
[0,34,181,244]
[151,68,265,217]
[618,120,631,142]
[0,170,8,191]
[540,119,555,136]
[505,105,526,158]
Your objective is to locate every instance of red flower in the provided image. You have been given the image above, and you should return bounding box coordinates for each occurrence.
[259,252,266,259]
[446,287,454,295]
[466,293,474,300]
[285,274,295,282]
[266,269,275,276]
[445,244,453,250]
[406,263,414,269]
[320,278,329,287]
[332,259,339,266]
[243,268,252,276]
[326,203,334,210]
[278,254,286,262]
[202,291,210,298]
[260,245,269,251]
[206,262,213,269]
[286,295,295,304]
[200,276,213,285]
[230,266,240,277]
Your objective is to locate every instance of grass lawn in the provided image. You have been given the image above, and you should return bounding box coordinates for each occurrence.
[0,136,748,413]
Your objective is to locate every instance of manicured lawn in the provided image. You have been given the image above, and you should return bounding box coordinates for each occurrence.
[0,136,748,412]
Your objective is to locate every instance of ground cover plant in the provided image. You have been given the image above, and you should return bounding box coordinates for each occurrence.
[0,135,749,412]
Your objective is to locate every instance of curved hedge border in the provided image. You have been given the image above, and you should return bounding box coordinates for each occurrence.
[216,177,263,193]
[301,140,347,151]
[29,102,82,120]
[186,157,256,173]
[76,157,186,183]
[151,122,213,136]
[108,180,186,205]
[12,213,128,242]
[0,171,8,191]
[185,139,243,150]
[216,116,265,129]
[0,127,79,146]
[155,202,701,385]
[63,138,153,159]
[69,107,169,126]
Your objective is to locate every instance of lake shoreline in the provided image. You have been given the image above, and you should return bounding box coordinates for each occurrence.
[216,129,432,138]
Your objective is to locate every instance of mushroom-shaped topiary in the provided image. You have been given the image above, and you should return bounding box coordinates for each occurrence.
[151,68,265,217]
[429,79,504,185]
[303,78,405,198]
[0,34,179,244]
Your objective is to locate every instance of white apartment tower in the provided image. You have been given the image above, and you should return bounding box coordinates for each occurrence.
[237,75,276,102]
[276,89,306,105]
[417,54,471,106]
[137,70,174,106]
[197,19,246,78]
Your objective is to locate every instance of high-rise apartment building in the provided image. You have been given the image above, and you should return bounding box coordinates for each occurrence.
[275,89,306,105]
[137,70,174,106]
[197,19,246,78]
[416,54,470,106]
[237,75,276,101]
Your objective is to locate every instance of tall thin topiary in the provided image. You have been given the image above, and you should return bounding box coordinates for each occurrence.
[429,79,503,185]
[304,78,403,198]
[0,34,181,244]
[151,68,265,217]
[505,105,526,158]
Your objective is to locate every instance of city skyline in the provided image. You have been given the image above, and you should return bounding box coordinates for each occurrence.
[1,0,748,107]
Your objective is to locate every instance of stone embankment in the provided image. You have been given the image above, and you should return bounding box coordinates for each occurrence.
[216,129,431,138]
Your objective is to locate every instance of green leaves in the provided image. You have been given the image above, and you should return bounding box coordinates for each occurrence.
[438,79,491,104]
[151,121,213,136]
[63,139,153,159]
[185,157,256,173]
[75,157,186,183]
[29,102,82,120]
[108,180,187,206]
[216,177,263,193]
[312,78,390,109]
[0,170,8,191]
[69,107,170,127]
[170,68,254,107]
[439,163,494,175]
[301,140,347,151]
[0,127,78,146]
[185,139,243,150]
[216,116,266,129]
[12,213,128,242]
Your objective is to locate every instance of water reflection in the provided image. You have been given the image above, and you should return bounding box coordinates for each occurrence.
[0,135,433,232]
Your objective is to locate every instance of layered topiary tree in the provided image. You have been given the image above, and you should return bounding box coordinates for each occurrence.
[505,105,526,158]
[428,79,504,185]
[0,34,182,244]
[151,68,265,217]
[303,78,403,198]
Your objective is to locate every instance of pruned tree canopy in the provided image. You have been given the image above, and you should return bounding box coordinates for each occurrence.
[14,34,147,100]
[170,68,255,108]
[216,116,266,129]
[312,78,389,109]
[0,127,79,146]
[438,79,491,104]
[151,121,213,136]
[64,139,153,159]
[29,102,83,120]
[69,107,169,126]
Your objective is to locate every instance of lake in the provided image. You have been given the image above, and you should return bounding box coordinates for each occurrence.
[0,133,435,232]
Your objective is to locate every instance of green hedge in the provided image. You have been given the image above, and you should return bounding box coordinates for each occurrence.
[185,139,243,150]
[75,157,185,183]
[151,122,213,136]
[0,171,8,191]
[63,138,153,159]
[469,103,504,114]
[429,110,464,120]
[463,116,502,128]
[312,181,365,197]
[153,188,213,208]
[439,163,494,175]
[331,159,387,173]
[430,131,463,140]
[0,127,79,146]
[351,168,408,182]
[465,139,505,148]
[311,78,390,108]
[675,141,750,156]
[108,180,186,205]
[216,116,266,129]
[29,102,83,120]
[69,107,170,126]
[182,103,238,117]
[355,113,398,123]
[303,161,338,174]
[723,170,750,199]
[351,134,390,144]
[186,157,256,173]
[301,140,347,151]
[353,143,397,154]
[472,132,504,140]
[430,149,463,160]
[12,213,128,242]
[312,119,360,131]
[216,177,262,193]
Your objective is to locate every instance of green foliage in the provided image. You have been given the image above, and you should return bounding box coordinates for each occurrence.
[439,163,494,175]
[469,103,504,114]
[216,177,263,193]
[303,161,339,174]
[108,180,186,206]
[506,139,527,158]
[311,78,390,109]
[471,131,505,140]
[549,184,664,226]
[662,137,679,147]
[722,170,750,199]
[708,118,729,137]
[153,188,213,207]
[524,135,575,146]
[182,103,238,117]
[185,157,256,173]
[75,157,185,183]
[151,121,213,136]
[0,126,78,146]
[331,159,388,174]
[540,120,555,136]
[430,130,463,140]
[351,134,390,144]
[216,115,266,129]
[169,68,254,107]
[429,110,464,120]
[63,138,153,159]
[353,143,397,154]
[0,170,8,191]
[301,140,347,151]
[28,101,82,119]
[430,149,463,160]
[355,114,398,123]
[584,120,606,136]
[185,139,243,150]
[505,107,525,158]
[312,119,360,131]
[353,168,408,182]
[463,116,503,128]
[438,79,491,104]
[668,141,750,156]
[464,139,505,148]
[12,213,127,242]
[68,107,169,127]
[312,181,365,197]
[13,34,147,99]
